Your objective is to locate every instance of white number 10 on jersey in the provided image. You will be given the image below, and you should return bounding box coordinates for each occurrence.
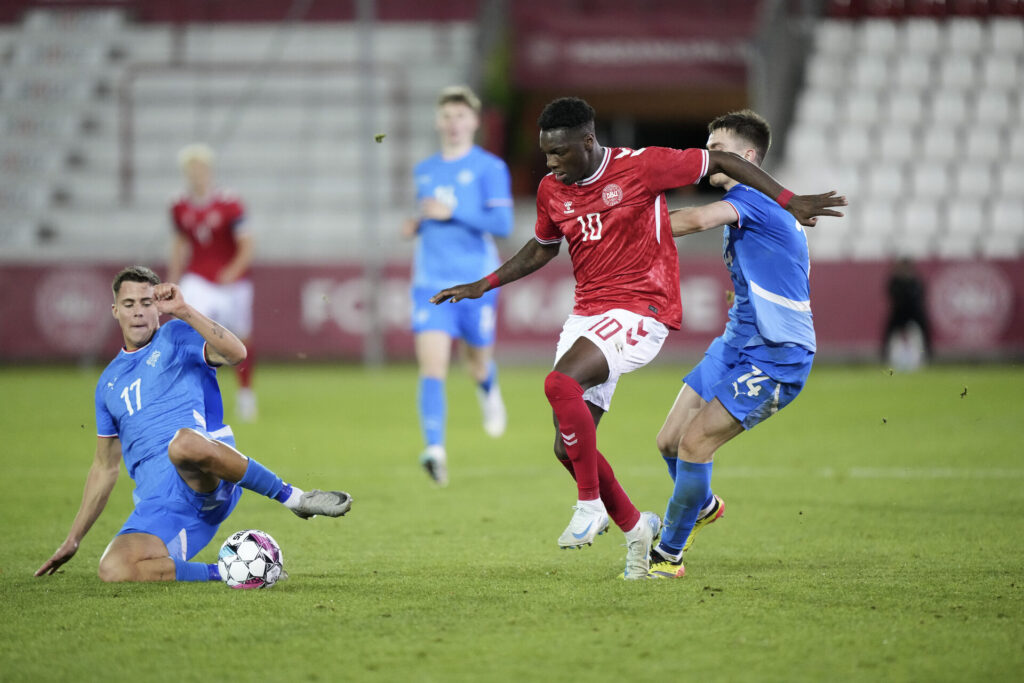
[577,213,603,241]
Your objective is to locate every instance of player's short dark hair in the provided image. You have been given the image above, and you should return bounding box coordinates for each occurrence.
[537,97,596,133]
[708,109,772,164]
[437,85,481,114]
[112,265,160,296]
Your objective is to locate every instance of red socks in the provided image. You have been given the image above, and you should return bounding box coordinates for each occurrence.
[546,371,640,531]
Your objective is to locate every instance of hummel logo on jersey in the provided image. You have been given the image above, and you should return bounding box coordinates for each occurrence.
[560,431,578,447]
[563,201,574,214]
[146,350,161,367]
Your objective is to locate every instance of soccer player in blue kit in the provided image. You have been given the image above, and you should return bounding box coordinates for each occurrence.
[401,86,514,486]
[35,266,352,583]
[649,110,831,578]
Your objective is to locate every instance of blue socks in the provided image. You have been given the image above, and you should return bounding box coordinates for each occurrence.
[173,558,220,582]
[659,460,714,557]
[662,454,677,481]
[478,361,497,394]
[418,376,446,447]
[238,458,284,499]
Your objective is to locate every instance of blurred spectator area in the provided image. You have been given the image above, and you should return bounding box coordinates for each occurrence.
[784,0,1024,261]
[0,3,477,262]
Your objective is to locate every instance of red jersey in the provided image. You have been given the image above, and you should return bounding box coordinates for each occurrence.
[534,146,709,329]
[170,190,248,282]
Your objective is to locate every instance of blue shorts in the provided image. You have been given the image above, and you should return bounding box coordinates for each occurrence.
[118,465,242,561]
[411,286,498,347]
[684,337,812,431]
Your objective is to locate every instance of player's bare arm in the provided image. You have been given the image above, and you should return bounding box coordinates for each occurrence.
[217,233,253,284]
[670,202,740,237]
[430,239,560,304]
[35,437,123,577]
[153,283,246,366]
[707,150,847,227]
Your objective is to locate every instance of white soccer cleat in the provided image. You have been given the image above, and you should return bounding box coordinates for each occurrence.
[477,385,507,438]
[622,511,661,580]
[290,490,352,519]
[419,445,448,487]
[557,500,610,549]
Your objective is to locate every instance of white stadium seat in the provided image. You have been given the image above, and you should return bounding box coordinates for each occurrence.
[795,91,839,125]
[920,125,960,162]
[859,19,900,55]
[952,161,995,199]
[805,56,846,91]
[901,199,943,238]
[979,232,1020,259]
[997,164,1024,197]
[989,200,1024,236]
[930,92,970,126]
[936,57,978,91]
[814,20,857,56]
[909,164,952,200]
[902,18,942,56]
[836,127,875,164]
[851,56,890,91]
[963,128,1001,162]
[935,232,978,259]
[979,54,1020,92]
[891,56,933,92]
[841,91,884,125]
[865,166,906,201]
[944,17,986,55]
[884,92,925,126]
[971,91,1014,126]
[877,125,917,163]
[946,200,987,236]
[989,18,1024,54]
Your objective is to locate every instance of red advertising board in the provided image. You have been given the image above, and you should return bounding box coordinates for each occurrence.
[2,259,1022,363]
[511,1,756,89]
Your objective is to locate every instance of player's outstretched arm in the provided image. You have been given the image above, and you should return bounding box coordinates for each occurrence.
[670,202,739,237]
[35,438,122,577]
[153,283,246,366]
[430,238,559,304]
[707,150,847,227]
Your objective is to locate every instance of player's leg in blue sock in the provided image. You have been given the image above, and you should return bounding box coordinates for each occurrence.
[477,361,497,394]
[173,558,221,582]
[418,376,446,447]
[658,460,713,558]
[662,454,677,481]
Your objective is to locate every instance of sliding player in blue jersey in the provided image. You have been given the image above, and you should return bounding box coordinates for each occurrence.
[648,110,826,578]
[401,86,514,486]
[35,266,351,583]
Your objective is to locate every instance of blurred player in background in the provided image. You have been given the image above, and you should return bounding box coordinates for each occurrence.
[432,98,845,579]
[651,110,823,579]
[401,86,514,486]
[35,266,351,583]
[168,143,257,421]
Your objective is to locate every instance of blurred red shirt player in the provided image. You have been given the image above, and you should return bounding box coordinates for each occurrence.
[168,143,257,421]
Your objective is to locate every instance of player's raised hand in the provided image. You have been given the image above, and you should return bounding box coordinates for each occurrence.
[34,539,79,577]
[787,191,847,227]
[153,282,188,317]
[430,280,488,304]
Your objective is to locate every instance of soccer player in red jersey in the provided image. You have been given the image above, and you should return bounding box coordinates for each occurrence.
[431,97,845,578]
[168,144,258,422]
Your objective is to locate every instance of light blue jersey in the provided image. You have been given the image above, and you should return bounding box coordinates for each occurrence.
[411,145,513,290]
[718,183,815,381]
[95,320,231,503]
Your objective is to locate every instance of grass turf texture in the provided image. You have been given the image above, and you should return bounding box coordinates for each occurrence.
[2,363,1022,682]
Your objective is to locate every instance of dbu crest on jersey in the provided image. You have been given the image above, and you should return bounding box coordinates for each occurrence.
[602,184,623,207]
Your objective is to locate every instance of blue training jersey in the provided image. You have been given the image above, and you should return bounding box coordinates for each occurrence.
[719,183,816,370]
[94,320,230,502]
[412,145,514,290]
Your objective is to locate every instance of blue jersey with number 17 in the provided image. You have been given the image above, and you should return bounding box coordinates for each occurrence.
[95,320,229,502]
[412,145,514,290]
[719,184,816,376]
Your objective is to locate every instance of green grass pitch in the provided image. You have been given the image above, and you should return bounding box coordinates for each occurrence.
[2,362,1022,682]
